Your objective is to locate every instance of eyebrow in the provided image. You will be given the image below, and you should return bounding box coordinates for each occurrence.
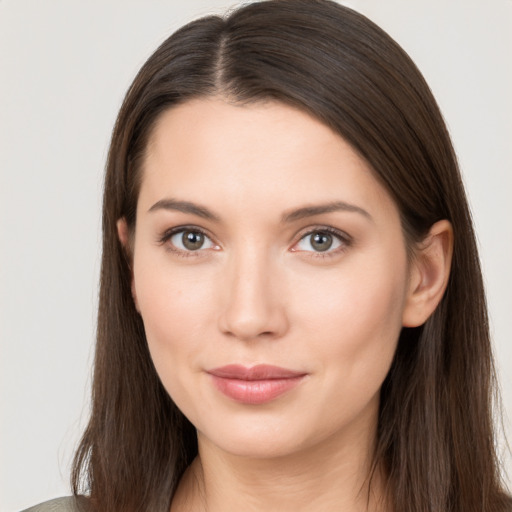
[281,201,372,223]
[148,198,372,224]
[148,199,221,222]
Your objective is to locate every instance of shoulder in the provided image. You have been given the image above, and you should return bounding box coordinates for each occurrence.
[20,496,90,512]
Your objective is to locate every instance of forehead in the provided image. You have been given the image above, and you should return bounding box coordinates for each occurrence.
[139,98,398,222]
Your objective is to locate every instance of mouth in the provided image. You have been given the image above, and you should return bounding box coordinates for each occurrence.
[207,364,307,405]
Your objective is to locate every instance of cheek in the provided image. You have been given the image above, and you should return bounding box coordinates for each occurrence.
[132,254,216,378]
[291,253,407,393]
[296,252,405,328]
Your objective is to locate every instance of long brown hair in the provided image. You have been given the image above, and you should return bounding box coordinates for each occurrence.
[72,1,511,510]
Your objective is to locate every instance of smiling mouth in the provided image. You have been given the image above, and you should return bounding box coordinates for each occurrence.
[207,364,307,405]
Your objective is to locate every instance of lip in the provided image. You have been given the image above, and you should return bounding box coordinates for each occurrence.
[207,364,307,405]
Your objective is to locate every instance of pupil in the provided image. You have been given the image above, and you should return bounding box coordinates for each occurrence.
[183,231,204,250]
[311,232,332,252]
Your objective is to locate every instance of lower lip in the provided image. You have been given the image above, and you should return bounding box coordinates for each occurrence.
[209,375,305,405]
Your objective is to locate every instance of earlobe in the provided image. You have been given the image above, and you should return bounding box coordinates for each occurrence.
[402,220,453,327]
[116,217,140,313]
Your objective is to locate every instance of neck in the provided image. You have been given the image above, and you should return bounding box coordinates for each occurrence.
[171,414,389,512]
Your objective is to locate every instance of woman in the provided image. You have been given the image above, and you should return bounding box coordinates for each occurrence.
[23,0,511,511]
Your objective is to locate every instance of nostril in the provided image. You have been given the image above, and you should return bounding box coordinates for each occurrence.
[217,269,289,341]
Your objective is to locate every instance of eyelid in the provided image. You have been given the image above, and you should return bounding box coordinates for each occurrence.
[290,225,352,255]
[157,225,220,255]
[157,224,351,258]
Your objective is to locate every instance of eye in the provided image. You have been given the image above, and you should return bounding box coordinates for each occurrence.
[168,229,216,252]
[293,229,347,253]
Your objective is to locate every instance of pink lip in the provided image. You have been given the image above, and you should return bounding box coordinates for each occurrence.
[207,364,307,405]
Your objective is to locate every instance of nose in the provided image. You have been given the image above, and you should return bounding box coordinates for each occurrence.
[217,249,289,342]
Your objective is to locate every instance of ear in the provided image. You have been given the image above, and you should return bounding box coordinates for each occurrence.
[402,220,453,327]
[116,217,140,313]
[117,216,131,251]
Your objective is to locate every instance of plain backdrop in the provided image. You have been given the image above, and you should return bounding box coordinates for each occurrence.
[1,1,511,510]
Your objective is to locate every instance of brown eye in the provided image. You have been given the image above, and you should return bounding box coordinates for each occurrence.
[182,230,205,250]
[169,229,215,252]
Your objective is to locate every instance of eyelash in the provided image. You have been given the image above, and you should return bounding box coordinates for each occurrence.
[157,225,352,260]
[158,225,216,259]
[294,226,352,260]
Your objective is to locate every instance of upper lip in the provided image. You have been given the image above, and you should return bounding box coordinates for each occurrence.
[207,364,306,381]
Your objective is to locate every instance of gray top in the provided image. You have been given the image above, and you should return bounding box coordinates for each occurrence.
[21,496,89,512]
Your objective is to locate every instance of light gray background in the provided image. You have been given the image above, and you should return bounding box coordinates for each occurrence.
[1,1,511,510]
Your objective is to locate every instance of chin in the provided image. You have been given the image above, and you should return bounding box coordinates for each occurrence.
[194,407,348,462]
[200,428,312,460]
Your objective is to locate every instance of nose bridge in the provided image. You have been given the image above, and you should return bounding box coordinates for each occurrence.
[218,243,288,341]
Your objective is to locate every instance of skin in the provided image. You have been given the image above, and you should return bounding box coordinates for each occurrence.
[118,98,453,512]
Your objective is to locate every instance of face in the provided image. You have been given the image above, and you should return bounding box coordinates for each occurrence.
[129,98,412,459]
